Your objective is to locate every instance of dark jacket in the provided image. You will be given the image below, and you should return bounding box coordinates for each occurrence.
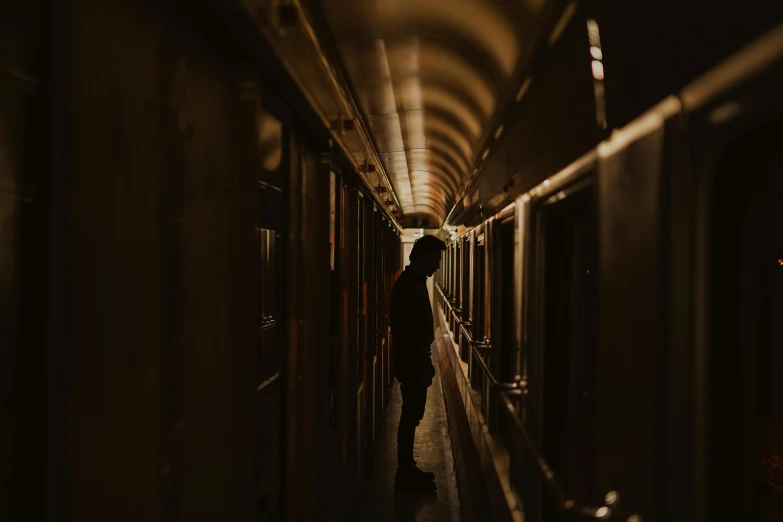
[390,267,435,385]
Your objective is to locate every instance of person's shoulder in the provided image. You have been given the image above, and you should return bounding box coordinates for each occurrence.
[392,270,412,291]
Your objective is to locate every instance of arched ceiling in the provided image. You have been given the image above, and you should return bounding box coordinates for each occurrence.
[320,0,547,226]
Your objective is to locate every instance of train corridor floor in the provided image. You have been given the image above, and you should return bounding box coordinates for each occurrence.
[363,346,462,522]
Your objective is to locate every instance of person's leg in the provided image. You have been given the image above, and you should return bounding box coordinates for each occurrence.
[410,384,427,461]
[397,383,419,470]
[396,384,435,490]
[408,386,435,479]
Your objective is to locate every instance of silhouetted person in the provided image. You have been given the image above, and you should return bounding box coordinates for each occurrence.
[390,234,446,492]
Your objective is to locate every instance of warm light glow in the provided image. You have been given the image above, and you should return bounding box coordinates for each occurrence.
[481,149,490,160]
[543,179,551,187]
[407,43,497,118]
[778,258,783,266]
[548,2,579,46]
[595,506,609,518]
[516,77,532,102]
[258,112,283,171]
[378,0,520,78]
[410,83,483,139]
[709,101,742,124]
[590,45,603,60]
[587,19,601,47]
[494,125,504,140]
[592,60,605,80]
[586,269,591,274]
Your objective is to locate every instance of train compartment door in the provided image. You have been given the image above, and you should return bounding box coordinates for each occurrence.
[528,161,599,521]
[682,27,783,522]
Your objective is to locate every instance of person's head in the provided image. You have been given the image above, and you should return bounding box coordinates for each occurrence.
[409,235,446,277]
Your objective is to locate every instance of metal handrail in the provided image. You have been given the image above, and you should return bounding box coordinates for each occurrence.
[454,316,632,520]
[458,321,489,348]
[497,390,636,520]
[438,302,637,519]
[438,283,458,307]
[458,320,472,345]
[259,318,280,333]
[257,370,280,392]
[436,283,453,311]
[470,342,497,384]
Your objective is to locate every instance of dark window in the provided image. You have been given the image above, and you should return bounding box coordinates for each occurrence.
[532,179,599,519]
[460,236,471,361]
[496,216,517,451]
[470,231,486,391]
[709,119,783,522]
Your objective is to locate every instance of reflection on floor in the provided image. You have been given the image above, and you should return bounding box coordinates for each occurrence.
[363,345,462,522]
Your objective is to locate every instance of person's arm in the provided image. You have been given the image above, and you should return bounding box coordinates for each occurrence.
[391,279,416,357]
[415,292,435,379]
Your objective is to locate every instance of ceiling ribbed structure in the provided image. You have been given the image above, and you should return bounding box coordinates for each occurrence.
[320,0,545,226]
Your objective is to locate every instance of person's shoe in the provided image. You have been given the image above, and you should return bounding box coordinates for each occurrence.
[394,467,437,492]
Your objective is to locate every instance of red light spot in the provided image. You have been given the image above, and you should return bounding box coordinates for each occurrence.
[586,269,591,274]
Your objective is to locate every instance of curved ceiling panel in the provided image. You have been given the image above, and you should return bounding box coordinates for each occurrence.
[404,149,463,188]
[409,176,453,202]
[409,170,460,195]
[396,82,485,140]
[376,1,520,76]
[411,194,448,212]
[395,40,500,117]
[411,172,450,199]
[321,0,546,226]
